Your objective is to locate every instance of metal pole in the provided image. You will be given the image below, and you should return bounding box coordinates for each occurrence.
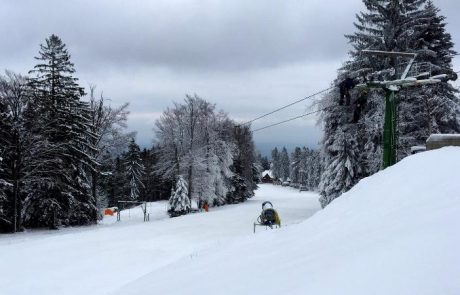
[383,90,397,168]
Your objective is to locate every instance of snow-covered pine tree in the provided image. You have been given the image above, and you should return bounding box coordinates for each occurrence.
[271,147,280,181]
[124,139,145,201]
[259,155,270,171]
[24,34,97,228]
[228,125,257,203]
[289,147,302,184]
[397,1,459,158]
[340,0,431,174]
[320,128,360,207]
[319,125,361,208]
[309,149,322,190]
[298,147,308,187]
[168,175,190,217]
[280,147,290,182]
[303,148,312,189]
[318,87,363,207]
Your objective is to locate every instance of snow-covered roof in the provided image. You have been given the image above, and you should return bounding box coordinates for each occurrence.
[261,170,273,178]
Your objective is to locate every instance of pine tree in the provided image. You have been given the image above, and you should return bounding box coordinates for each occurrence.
[168,175,190,217]
[24,34,97,228]
[280,147,290,181]
[319,128,361,208]
[106,156,126,207]
[319,88,363,205]
[289,147,302,184]
[397,1,459,158]
[124,139,145,201]
[228,125,257,203]
[271,147,280,181]
[260,155,270,171]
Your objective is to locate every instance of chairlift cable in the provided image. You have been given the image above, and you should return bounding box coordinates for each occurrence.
[248,68,459,133]
[239,86,334,126]
[252,106,334,133]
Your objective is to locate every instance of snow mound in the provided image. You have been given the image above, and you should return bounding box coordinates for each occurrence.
[114,147,460,295]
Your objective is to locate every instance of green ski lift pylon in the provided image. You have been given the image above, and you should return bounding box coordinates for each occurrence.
[358,50,457,169]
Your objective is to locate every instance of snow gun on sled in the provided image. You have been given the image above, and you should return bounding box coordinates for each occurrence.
[254,201,281,233]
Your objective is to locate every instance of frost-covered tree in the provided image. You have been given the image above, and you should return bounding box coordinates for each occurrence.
[155,95,254,207]
[168,175,190,217]
[124,139,145,201]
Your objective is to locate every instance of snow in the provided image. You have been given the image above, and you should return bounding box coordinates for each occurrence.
[1,147,460,294]
[0,185,320,295]
[115,147,460,295]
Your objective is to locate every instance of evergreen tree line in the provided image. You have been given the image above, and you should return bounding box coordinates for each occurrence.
[269,146,322,190]
[155,95,259,216]
[98,142,173,209]
[0,35,141,232]
[318,0,460,208]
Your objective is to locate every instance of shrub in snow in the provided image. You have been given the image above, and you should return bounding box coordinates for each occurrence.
[168,176,191,217]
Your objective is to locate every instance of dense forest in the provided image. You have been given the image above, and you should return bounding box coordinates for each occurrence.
[0,35,259,232]
[262,146,322,191]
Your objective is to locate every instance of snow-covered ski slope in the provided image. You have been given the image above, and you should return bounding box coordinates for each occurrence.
[2,147,460,295]
[113,147,460,295]
[0,184,320,295]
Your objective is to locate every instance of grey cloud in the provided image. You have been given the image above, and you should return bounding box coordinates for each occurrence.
[0,0,459,150]
[0,0,363,73]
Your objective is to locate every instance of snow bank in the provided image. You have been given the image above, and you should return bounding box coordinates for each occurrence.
[115,147,460,295]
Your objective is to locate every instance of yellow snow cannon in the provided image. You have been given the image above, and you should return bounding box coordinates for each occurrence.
[254,201,281,233]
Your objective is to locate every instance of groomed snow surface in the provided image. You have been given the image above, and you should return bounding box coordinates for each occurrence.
[1,147,460,294]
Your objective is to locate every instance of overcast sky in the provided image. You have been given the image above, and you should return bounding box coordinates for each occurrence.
[1,0,459,155]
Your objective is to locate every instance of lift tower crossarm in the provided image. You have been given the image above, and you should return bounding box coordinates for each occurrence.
[361,50,417,80]
[361,50,417,59]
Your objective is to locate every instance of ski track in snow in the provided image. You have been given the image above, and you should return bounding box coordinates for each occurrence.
[0,185,320,295]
